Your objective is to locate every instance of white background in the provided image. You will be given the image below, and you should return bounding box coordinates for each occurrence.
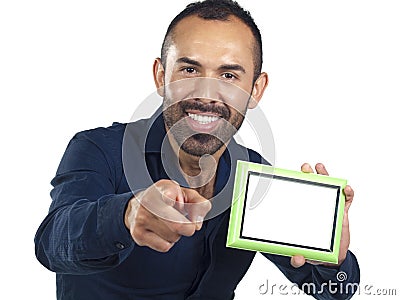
[1,0,399,299]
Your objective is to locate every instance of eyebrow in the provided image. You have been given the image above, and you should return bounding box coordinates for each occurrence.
[176,57,202,67]
[218,64,246,74]
[175,57,246,74]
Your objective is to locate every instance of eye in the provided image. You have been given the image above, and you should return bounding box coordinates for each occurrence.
[222,73,236,80]
[183,67,197,74]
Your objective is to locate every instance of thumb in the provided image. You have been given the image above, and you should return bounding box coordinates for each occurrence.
[290,255,306,268]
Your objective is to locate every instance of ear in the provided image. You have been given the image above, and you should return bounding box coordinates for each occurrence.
[153,58,165,97]
[248,72,268,109]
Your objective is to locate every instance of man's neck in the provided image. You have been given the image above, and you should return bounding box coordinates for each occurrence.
[166,129,227,197]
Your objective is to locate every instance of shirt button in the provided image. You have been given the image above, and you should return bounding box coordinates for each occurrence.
[115,242,125,249]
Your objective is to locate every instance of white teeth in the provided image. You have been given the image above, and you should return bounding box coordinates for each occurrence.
[188,113,219,124]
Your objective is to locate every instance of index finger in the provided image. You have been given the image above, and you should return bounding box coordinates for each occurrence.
[139,184,194,226]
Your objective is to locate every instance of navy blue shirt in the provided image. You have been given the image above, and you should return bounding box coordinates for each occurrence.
[35,108,360,299]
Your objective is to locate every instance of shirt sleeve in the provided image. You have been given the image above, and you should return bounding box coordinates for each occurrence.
[262,250,360,299]
[34,132,135,275]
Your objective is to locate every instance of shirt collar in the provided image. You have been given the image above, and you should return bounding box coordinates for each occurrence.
[144,106,167,153]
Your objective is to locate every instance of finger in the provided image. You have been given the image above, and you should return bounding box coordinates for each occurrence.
[163,188,189,217]
[159,181,190,217]
[161,213,197,237]
[159,181,185,208]
[137,207,181,243]
[140,184,192,225]
[344,185,354,201]
[135,229,175,253]
[343,185,354,211]
[301,163,314,173]
[342,210,350,232]
[305,259,323,266]
[136,202,192,241]
[290,255,306,268]
[315,163,329,176]
[171,180,187,215]
[182,188,212,230]
[145,218,182,244]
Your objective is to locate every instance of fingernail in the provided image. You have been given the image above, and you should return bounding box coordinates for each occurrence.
[196,216,204,223]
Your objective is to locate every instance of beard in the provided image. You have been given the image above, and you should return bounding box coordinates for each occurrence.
[162,98,246,157]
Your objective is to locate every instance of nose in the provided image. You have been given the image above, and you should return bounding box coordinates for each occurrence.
[193,78,221,103]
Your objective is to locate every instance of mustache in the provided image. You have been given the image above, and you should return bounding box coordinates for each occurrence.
[179,100,230,120]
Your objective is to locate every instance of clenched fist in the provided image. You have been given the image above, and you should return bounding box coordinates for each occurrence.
[124,180,212,252]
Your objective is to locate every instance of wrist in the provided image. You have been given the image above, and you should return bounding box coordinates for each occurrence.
[124,198,133,230]
[124,192,143,231]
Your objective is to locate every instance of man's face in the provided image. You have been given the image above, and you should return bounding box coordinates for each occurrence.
[161,15,258,157]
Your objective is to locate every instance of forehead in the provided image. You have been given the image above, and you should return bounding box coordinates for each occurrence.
[168,15,255,65]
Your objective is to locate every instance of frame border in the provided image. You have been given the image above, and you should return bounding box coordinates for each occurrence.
[226,160,347,264]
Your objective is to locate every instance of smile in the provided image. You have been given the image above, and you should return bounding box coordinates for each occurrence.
[187,113,220,125]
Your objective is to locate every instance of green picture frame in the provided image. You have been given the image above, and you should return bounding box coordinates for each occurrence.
[226,160,347,264]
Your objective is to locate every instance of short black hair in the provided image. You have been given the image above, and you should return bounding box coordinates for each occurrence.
[160,0,263,81]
